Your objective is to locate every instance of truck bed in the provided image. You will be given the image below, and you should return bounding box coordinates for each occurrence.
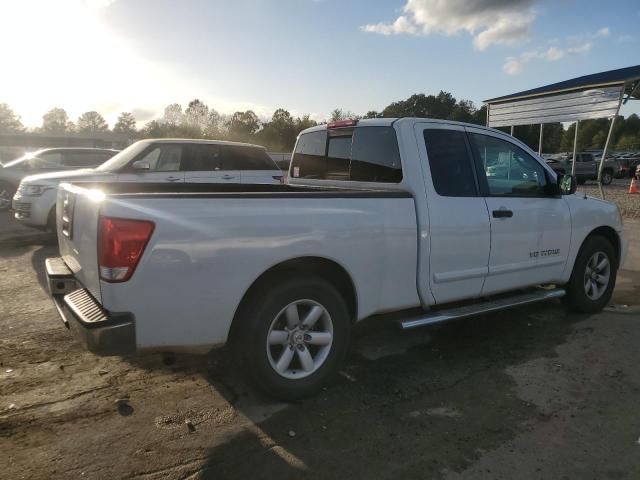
[56,181,420,352]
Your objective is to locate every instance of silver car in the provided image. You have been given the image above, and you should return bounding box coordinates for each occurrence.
[0,148,118,209]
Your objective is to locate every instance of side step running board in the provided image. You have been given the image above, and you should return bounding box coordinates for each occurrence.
[400,288,566,330]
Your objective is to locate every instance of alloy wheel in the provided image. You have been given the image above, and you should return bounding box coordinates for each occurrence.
[266,299,333,380]
[583,251,611,300]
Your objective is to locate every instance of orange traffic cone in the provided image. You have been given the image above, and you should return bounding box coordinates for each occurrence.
[629,177,639,194]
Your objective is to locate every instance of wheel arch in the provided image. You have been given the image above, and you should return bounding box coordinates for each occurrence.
[228,256,358,344]
[584,226,621,265]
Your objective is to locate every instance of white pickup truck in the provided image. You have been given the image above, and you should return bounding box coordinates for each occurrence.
[46,118,626,399]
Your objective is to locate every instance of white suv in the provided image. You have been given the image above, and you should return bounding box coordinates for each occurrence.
[13,139,283,230]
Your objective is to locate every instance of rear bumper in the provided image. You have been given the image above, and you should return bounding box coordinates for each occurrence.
[46,257,136,356]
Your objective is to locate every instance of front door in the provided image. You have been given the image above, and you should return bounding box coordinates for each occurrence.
[417,124,491,304]
[465,127,571,294]
[117,144,185,183]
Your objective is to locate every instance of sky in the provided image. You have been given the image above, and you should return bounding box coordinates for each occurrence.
[0,0,639,128]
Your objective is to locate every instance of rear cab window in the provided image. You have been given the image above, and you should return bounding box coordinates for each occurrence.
[291,126,403,183]
[423,129,477,197]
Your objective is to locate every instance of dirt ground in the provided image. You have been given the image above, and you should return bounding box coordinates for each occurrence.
[1,211,640,480]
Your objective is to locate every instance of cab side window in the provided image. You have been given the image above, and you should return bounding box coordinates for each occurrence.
[469,133,547,197]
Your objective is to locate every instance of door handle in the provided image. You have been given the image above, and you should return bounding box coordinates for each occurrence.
[222,174,236,180]
[493,209,513,218]
[166,176,181,182]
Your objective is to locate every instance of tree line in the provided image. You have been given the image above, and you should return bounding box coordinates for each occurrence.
[0,91,639,152]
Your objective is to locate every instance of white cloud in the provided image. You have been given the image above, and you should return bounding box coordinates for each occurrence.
[503,27,608,75]
[593,27,610,38]
[361,0,537,50]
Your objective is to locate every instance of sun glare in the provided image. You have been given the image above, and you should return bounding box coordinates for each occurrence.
[0,0,193,127]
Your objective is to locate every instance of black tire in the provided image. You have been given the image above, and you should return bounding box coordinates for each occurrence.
[601,170,613,185]
[564,235,617,313]
[237,275,351,400]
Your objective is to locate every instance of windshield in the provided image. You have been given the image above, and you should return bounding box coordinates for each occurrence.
[95,141,150,171]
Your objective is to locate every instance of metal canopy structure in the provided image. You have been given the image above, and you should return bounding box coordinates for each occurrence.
[484,65,640,198]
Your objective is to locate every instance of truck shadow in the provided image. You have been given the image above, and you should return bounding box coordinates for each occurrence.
[128,302,586,479]
[30,244,60,292]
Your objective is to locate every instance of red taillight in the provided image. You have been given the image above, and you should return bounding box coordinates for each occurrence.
[327,119,358,129]
[98,216,154,283]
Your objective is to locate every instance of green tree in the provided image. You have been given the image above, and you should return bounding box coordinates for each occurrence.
[163,103,184,126]
[184,99,209,134]
[257,108,297,151]
[113,112,137,135]
[204,109,222,138]
[227,110,260,140]
[616,134,640,150]
[0,103,23,132]
[329,109,358,122]
[77,111,109,133]
[42,107,70,133]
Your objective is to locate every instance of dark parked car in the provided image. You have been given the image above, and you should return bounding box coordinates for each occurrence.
[546,152,627,185]
[0,148,119,209]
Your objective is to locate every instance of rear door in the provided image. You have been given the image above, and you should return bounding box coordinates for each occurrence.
[465,127,571,293]
[226,147,282,184]
[117,144,185,183]
[417,123,491,304]
[181,144,234,183]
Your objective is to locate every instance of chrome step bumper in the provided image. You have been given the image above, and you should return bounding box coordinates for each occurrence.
[400,288,566,330]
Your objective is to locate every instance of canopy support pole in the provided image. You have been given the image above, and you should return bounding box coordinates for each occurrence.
[597,89,624,199]
[538,124,544,155]
[510,126,514,136]
[571,121,579,176]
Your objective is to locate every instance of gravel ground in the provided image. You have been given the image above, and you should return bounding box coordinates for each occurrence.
[1,214,640,479]
[580,179,640,218]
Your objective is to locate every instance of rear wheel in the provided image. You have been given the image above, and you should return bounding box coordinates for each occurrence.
[564,235,617,313]
[601,170,613,185]
[237,275,350,400]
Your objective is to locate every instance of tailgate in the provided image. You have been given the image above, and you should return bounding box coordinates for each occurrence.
[56,183,103,302]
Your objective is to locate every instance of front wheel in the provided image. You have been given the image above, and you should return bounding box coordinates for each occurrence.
[238,275,351,400]
[564,235,617,313]
[601,170,613,185]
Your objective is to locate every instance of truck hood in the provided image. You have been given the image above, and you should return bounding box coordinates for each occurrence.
[22,169,115,185]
